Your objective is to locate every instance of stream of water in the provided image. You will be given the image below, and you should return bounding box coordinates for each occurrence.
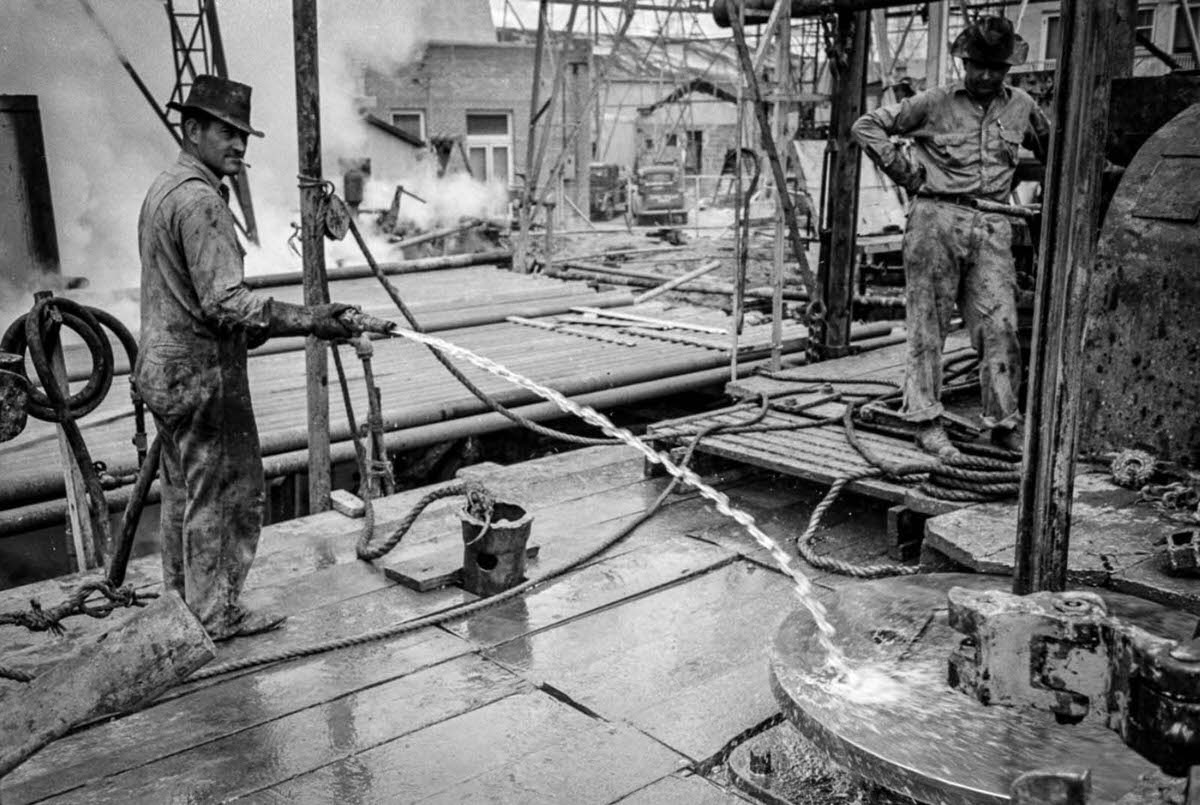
[388,327,850,672]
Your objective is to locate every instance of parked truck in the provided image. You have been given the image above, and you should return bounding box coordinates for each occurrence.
[630,163,687,226]
[588,163,628,220]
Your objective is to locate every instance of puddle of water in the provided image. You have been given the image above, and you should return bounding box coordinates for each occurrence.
[388,328,850,673]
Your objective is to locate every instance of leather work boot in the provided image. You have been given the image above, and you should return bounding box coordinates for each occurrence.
[915,423,960,458]
[214,606,287,641]
[991,424,1025,454]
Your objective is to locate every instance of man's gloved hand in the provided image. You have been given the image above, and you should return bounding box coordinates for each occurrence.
[882,152,925,195]
[309,302,357,340]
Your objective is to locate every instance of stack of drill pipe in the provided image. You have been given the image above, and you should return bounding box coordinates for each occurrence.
[55,289,637,382]
[0,321,889,536]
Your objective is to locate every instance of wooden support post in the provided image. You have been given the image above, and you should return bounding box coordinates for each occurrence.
[770,12,790,371]
[1013,0,1123,595]
[35,291,104,572]
[925,0,947,89]
[568,41,591,222]
[0,592,214,778]
[543,200,556,275]
[816,10,868,357]
[293,0,331,513]
[515,0,549,274]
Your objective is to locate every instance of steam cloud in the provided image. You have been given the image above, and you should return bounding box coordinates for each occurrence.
[2,0,510,328]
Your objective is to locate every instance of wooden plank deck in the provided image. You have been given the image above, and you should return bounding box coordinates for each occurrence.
[0,444,898,804]
[647,332,975,517]
[924,470,1200,615]
[0,265,808,513]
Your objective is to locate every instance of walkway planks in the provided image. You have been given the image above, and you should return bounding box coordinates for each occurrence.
[2,444,896,804]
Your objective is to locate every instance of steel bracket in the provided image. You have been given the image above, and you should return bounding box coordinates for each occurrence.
[947,586,1200,776]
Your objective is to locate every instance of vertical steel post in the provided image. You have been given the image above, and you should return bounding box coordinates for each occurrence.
[293,0,331,513]
[1014,0,1125,593]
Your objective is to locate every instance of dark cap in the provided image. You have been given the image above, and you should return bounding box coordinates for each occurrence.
[951,16,1029,67]
[168,75,264,138]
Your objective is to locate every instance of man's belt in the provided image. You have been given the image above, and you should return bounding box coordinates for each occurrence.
[915,192,984,208]
[916,193,1041,220]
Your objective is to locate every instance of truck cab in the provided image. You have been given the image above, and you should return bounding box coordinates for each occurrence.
[631,163,687,226]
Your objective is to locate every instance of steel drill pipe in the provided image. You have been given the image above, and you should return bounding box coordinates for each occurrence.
[711,0,915,26]
[0,323,894,537]
[244,249,512,289]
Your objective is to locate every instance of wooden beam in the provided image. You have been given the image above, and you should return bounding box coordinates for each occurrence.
[770,10,790,371]
[816,10,869,356]
[293,0,331,513]
[515,0,549,275]
[751,0,791,74]
[0,592,214,778]
[925,1,947,89]
[1013,0,1124,594]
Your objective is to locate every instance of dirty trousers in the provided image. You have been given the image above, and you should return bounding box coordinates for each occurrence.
[900,198,1022,429]
[142,343,264,638]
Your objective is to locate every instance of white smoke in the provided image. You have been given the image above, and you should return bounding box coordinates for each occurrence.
[1,0,510,329]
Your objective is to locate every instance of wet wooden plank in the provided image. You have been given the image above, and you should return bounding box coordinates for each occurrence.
[37,655,524,805]
[620,773,752,804]
[445,535,735,647]
[486,561,797,764]
[925,472,1164,584]
[1,625,471,804]
[206,580,476,673]
[1111,553,1200,616]
[236,690,685,805]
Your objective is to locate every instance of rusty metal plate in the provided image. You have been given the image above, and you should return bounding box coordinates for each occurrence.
[770,574,1191,805]
[1132,157,1200,222]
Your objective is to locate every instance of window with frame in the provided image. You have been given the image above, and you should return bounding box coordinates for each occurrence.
[465,112,512,185]
[1134,7,1155,50]
[1046,8,1155,60]
[390,110,425,140]
[1174,5,1200,54]
[1042,14,1062,62]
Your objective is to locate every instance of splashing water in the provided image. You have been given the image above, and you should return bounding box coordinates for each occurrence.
[385,327,849,672]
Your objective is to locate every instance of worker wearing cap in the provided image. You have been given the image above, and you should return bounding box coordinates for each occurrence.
[851,16,1049,457]
[136,75,363,640]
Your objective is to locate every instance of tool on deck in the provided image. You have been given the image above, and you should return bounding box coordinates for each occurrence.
[948,586,1200,777]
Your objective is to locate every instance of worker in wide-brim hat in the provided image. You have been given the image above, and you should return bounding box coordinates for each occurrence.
[137,75,365,640]
[850,16,1050,458]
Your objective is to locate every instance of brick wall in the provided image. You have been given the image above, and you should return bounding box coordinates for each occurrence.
[366,42,575,188]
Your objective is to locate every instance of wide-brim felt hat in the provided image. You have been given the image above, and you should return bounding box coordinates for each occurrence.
[951,16,1029,66]
[168,74,264,138]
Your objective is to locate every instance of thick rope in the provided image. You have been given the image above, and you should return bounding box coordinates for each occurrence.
[0,581,156,637]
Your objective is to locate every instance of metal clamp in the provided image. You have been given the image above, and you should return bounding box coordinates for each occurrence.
[947,586,1200,776]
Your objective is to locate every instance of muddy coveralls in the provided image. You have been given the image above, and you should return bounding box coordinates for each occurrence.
[135,150,273,639]
[851,83,1049,429]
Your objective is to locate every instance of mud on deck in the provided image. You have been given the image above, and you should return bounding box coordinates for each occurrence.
[0,445,895,804]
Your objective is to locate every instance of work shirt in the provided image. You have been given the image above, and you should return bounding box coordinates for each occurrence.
[136,151,271,372]
[851,82,1050,202]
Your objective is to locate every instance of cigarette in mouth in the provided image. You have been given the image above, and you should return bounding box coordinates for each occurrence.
[242,161,251,169]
